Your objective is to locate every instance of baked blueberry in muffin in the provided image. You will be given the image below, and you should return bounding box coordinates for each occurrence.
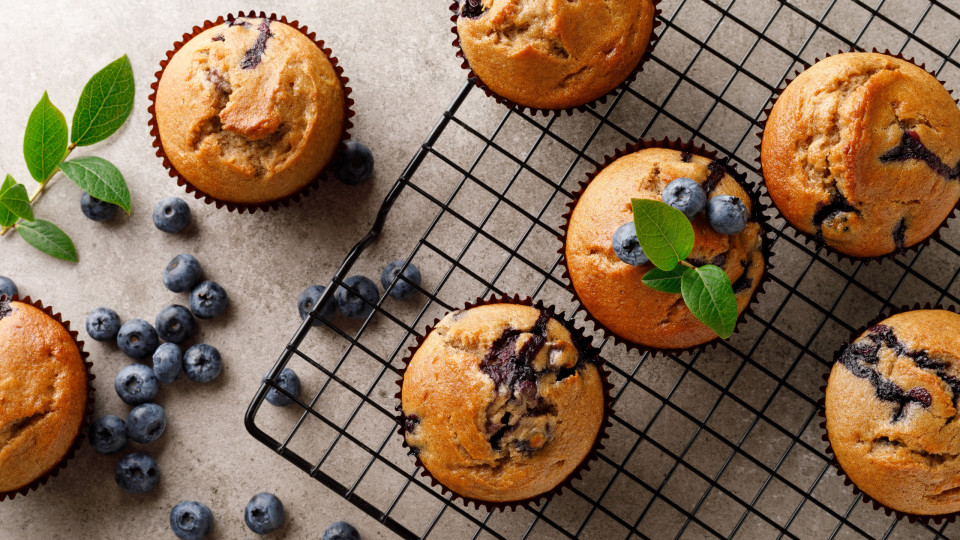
[826,309,960,515]
[400,302,605,503]
[761,52,960,258]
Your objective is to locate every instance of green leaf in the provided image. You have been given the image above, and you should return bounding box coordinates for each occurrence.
[71,55,135,147]
[680,264,738,339]
[59,156,131,213]
[642,266,686,294]
[23,92,68,182]
[16,219,78,262]
[0,175,33,227]
[631,199,695,271]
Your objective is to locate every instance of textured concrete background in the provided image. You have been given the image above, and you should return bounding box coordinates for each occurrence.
[0,1,460,538]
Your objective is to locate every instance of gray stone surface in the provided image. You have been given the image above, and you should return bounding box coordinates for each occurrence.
[5,0,960,539]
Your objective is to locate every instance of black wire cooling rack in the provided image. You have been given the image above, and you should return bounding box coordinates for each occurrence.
[246,1,960,538]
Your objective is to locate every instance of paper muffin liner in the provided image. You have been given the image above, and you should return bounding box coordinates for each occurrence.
[819,302,960,524]
[147,11,356,214]
[449,0,662,116]
[756,49,960,264]
[557,137,775,356]
[0,295,95,501]
[394,293,614,512]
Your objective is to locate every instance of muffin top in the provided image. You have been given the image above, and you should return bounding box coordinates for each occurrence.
[826,310,960,516]
[456,0,656,110]
[401,303,605,503]
[761,52,960,258]
[565,147,765,350]
[155,17,345,205]
[0,299,88,494]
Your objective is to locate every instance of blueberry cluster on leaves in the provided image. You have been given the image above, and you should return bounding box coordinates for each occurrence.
[614,177,748,338]
[0,55,135,261]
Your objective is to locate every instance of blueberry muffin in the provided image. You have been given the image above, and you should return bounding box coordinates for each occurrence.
[564,146,766,350]
[400,302,605,503]
[826,309,960,515]
[455,0,657,110]
[761,52,960,258]
[155,16,347,205]
[0,298,89,495]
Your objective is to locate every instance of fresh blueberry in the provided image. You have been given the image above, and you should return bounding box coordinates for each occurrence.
[115,452,159,494]
[706,195,749,235]
[0,276,17,298]
[153,197,191,233]
[244,492,285,535]
[298,285,337,325]
[117,319,160,359]
[612,222,650,266]
[156,304,196,343]
[183,344,222,383]
[126,403,166,444]
[81,193,119,222]
[88,415,127,455]
[86,307,121,342]
[190,281,228,319]
[381,261,421,300]
[334,141,374,186]
[153,343,183,384]
[265,367,301,407]
[115,363,160,405]
[164,254,203,293]
[322,521,360,540]
[170,501,214,540]
[662,177,707,220]
[336,276,378,320]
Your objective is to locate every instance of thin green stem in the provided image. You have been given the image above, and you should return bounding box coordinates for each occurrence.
[0,142,76,236]
[679,260,696,269]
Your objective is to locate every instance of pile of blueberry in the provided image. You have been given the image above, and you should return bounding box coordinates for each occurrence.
[271,260,422,407]
[85,253,228,495]
[613,176,750,266]
[83,193,193,236]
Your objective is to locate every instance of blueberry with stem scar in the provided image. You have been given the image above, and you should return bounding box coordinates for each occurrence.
[662,177,706,220]
[612,222,649,266]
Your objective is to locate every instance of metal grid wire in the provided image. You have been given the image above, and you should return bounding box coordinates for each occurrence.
[245,1,960,538]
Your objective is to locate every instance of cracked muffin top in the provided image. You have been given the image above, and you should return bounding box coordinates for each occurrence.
[564,147,765,350]
[0,299,87,494]
[826,310,960,516]
[761,52,960,258]
[400,303,605,503]
[456,0,656,110]
[155,17,346,205]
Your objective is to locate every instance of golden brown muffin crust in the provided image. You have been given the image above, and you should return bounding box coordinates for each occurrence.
[761,53,960,258]
[156,17,345,204]
[0,300,87,493]
[565,147,765,350]
[826,310,960,516]
[401,304,605,503]
[456,0,656,110]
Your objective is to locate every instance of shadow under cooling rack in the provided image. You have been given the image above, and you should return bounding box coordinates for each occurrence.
[246,0,960,538]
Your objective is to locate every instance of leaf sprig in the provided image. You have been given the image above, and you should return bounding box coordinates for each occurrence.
[632,199,739,339]
[0,55,134,261]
